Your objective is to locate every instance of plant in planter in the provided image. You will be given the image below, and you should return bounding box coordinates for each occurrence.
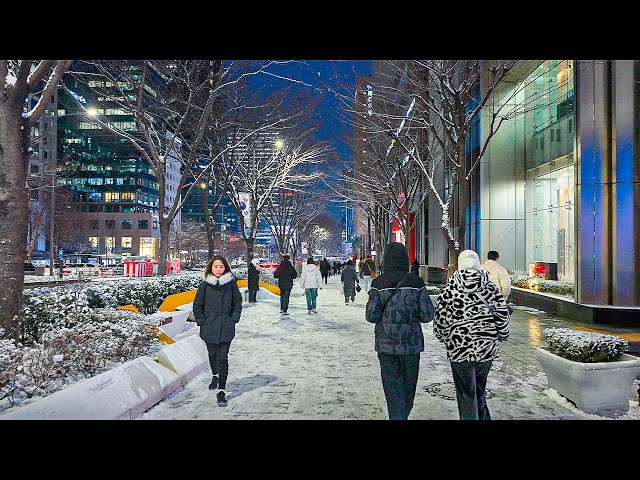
[536,327,640,415]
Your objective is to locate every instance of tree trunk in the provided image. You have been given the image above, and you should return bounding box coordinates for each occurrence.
[0,107,29,340]
[200,187,216,259]
[245,237,255,262]
[157,219,171,276]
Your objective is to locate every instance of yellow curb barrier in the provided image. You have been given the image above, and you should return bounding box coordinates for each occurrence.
[234,279,280,295]
[118,304,140,314]
[153,327,175,345]
[159,290,197,312]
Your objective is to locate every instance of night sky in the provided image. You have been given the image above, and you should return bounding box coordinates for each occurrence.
[249,60,373,220]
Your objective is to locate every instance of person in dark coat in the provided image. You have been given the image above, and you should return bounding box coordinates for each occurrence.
[319,258,330,284]
[340,259,360,304]
[411,259,420,276]
[365,242,435,420]
[247,257,260,304]
[193,255,243,407]
[273,254,297,315]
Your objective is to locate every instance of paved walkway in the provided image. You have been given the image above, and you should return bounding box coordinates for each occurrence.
[139,274,640,420]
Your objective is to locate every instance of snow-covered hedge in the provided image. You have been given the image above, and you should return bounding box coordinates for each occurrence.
[511,275,574,296]
[0,310,160,407]
[543,327,628,362]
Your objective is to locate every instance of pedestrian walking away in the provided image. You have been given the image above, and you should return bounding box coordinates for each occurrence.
[365,242,435,420]
[319,257,330,284]
[193,255,243,407]
[247,257,260,304]
[273,254,297,316]
[410,259,420,276]
[359,256,376,293]
[480,250,513,313]
[299,257,323,314]
[433,249,510,420]
[341,259,360,304]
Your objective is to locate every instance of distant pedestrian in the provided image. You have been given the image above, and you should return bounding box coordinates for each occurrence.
[359,257,375,293]
[410,259,420,276]
[340,259,360,304]
[433,249,510,420]
[273,254,297,316]
[319,257,330,284]
[299,257,323,314]
[365,242,435,420]
[247,257,260,304]
[193,255,243,407]
[480,250,512,300]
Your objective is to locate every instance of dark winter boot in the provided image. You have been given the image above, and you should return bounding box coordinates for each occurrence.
[217,390,228,407]
[209,376,219,390]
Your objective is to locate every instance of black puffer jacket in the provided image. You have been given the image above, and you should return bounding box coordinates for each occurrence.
[365,242,435,355]
[193,271,243,344]
[248,263,260,290]
[273,260,297,290]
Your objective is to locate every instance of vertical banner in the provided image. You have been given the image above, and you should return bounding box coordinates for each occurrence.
[301,242,308,254]
[238,192,252,228]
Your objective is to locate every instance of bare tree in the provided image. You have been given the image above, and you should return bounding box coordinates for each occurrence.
[62,60,297,275]
[170,220,207,268]
[1,60,71,339]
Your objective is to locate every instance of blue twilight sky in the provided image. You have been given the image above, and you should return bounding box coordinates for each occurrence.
[248,60,373,219]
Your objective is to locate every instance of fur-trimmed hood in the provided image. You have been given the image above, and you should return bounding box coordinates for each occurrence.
[203,271,234,286]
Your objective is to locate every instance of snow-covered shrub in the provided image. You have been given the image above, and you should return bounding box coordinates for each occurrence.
[83,271,203,313]
[510,275,574,296]
[0,331,25,405]
[20,284,92,344]
[543,327,628,362]
[425,285,443,295]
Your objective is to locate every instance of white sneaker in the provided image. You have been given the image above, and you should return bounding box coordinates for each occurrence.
[308,310,312,315]
[312,309,317,313]
[345,302,349,305]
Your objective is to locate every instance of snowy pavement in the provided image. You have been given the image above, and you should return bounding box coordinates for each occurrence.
[139,274,640,420]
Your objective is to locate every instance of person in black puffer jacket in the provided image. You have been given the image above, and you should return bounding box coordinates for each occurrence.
[273,254,297,315]
[365,242,435,420]
[247,257,260,304]
[193,255,243,407]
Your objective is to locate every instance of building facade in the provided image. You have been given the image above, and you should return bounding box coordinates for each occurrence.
[416,59,640,309]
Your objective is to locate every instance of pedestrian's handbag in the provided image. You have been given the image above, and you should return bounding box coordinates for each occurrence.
[356,284,362,292]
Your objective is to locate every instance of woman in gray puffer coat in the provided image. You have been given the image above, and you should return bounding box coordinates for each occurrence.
[340,259,360,304]
[193,255,242,407]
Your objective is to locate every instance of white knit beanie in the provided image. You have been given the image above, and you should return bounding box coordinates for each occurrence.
[457,249,481,271]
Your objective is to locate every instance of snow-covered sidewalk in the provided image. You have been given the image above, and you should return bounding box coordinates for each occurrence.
[139,274,640,420]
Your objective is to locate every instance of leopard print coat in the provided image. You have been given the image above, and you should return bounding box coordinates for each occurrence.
[433,269,510,362]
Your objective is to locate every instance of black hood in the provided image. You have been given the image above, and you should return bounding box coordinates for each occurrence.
[383,242,409,272]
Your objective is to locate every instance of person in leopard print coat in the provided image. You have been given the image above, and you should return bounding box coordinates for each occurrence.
[433,249,510,420]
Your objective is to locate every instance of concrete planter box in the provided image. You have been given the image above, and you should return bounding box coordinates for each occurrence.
[536,347,640,415]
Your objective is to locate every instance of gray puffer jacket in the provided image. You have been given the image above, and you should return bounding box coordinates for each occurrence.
[193,271,243,344]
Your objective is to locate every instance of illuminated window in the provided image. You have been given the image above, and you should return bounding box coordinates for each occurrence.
[88,236,98,247]
[139,237,156,256]
[121,236,132,248]
[121,192,135,202]
[105,237,116,248]
[105,192,120,202]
